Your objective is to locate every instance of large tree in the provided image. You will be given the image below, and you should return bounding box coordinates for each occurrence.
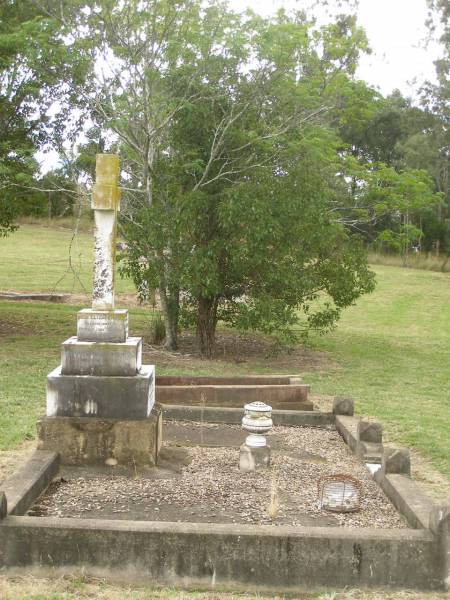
[50,0,439,356]
[0,0,88,233]
[107,3,377,355]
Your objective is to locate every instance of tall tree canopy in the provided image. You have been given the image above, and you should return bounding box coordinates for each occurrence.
[62,0,377,355]
[0,0,87,233]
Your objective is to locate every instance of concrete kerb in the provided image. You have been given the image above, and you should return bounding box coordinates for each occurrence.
[374,471,437,530]
[163,404,335,426]
[0,492,7,519]
[430,506,450,590]
[335,414,441,535]
[0,515,441,590]
[0,450,60,516]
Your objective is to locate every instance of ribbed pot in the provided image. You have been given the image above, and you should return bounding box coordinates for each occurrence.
[242,401,273,445]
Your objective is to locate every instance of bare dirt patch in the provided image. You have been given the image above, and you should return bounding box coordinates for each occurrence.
[66,292,145,308]
[0,318,39,337]
[143,331,337,373]
[30,423,405,529]
[0,441,35,483]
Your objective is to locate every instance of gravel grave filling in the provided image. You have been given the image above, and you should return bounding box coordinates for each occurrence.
[29,423,406,529]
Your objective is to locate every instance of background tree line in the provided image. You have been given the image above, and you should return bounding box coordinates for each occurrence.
[0,0,448,355]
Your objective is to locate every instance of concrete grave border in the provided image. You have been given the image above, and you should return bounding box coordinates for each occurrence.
[0,399,448,591]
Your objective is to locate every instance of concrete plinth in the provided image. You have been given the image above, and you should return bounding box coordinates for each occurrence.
[357,420,383,444]
[382,446,411,476]
[239,443,271,472]
[61,336,142,376]
[77,309,128,343]
[37,404,162,466]
[333,396,354,416]
[46,365,155,419]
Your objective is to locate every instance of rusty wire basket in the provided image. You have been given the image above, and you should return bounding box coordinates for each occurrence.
[317,474,362,513]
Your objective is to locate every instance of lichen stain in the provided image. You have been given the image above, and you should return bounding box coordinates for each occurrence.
[351,542,363,575]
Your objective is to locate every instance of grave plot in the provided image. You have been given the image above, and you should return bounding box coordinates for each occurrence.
[0,410,447,592]
[28,422,406,530]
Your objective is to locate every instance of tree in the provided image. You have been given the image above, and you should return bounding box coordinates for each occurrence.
[426,1,449,261]
[359,166,442,262]
[0,0,88,232]
[111,4,377,355]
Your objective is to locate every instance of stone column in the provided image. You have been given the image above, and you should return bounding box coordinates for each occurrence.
[92,154,120,310]
[76,154,127,343]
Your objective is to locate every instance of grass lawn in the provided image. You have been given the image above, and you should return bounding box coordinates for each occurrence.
[0,223,133,294]
[1,575,448,600]
[303,265,450,477]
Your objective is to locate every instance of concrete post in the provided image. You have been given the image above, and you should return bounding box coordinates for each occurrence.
[91,154,121,310]
[332,396,354,416]
[0,492,7,519]
[357,420,383,443]
[381,446,411,475]
[430,506,450,591]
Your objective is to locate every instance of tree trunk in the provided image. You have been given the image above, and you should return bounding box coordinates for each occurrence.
[196,296,219,358]
[159,285,179,350]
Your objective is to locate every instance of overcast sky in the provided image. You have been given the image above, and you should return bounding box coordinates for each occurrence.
[38,0,441,172]
[228,0,441,98]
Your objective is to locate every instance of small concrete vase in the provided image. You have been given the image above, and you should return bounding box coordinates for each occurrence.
[242,401,273,447]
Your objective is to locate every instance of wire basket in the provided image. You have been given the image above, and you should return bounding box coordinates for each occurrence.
[318,474,362,513]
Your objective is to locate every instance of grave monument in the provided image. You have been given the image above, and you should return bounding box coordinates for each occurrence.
[37,154,161,466]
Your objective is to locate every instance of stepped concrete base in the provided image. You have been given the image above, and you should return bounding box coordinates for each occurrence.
[61,336,142,376]
[77,309,128,343]
[157,384,312,409]
[37,404,162,466]
[46,365,155,419]
[156,375,301,386]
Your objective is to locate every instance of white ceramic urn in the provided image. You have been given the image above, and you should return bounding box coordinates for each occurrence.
[242,401,273,447]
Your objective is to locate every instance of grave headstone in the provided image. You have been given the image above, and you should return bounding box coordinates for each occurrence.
[38,154,160,465]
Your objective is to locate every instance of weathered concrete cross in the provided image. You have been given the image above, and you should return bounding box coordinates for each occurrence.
[91,154,121,311]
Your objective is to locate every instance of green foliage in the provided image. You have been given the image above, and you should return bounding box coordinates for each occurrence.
[110,1,377,353]
[0,0,90,230]
[339,85,448,256]
[147,311,166,346]
[4,0,443,354]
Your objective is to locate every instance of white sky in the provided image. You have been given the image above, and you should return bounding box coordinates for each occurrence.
[38,0,442,172]
[228,0,441,98]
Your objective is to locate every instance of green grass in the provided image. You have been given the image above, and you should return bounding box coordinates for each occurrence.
[0,224,449,479]
[0,223,133,293]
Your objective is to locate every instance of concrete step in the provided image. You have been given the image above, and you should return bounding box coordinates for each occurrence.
[156,375,301,386]
[61,336,142,376]
[156,383,311,409]
[46,364,155,419]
